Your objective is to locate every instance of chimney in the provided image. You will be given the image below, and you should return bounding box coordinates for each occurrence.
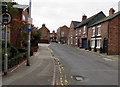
[82,15,87,21]
[109,8,115,16]
[42,24,45,27]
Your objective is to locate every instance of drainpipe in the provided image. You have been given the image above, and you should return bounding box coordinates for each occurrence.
[107,22,109,55]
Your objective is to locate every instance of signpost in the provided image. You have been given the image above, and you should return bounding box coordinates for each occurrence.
[2,12,11,75]
[24,28,33,32]
[2,12,11,25]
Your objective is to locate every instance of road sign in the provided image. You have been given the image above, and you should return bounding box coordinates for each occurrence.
[2,12,11,25]
[24,28,33,32]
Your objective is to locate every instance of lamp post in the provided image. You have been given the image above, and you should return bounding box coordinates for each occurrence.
[13,0,32,66]
[26,0,32,66]
[2,5,11,75]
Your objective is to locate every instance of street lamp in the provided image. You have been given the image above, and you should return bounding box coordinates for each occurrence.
[13,0,32,66]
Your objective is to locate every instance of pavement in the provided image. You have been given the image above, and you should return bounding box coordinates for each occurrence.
[75,47,119,62]
[2,44,55,85]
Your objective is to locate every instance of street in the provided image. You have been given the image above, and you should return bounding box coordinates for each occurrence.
[49,43,118,85]
[2,43,118,86]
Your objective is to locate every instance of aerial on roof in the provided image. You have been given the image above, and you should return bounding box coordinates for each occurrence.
[75,11,106,28]
[90,11,120,27]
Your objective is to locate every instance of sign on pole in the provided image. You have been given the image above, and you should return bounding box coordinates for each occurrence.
[24,28,33,32]
[2,12,11,25]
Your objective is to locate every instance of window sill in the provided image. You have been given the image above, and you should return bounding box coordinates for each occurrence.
[97,34,101,36]
[96,47,100,49]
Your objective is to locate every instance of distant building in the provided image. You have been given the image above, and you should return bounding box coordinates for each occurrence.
[57,25,69,44]
[68,21,80,46]
[39,24,50,43]
[50,30,57,42]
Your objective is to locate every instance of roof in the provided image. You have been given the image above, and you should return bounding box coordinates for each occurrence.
[75,11,105,28]
[72,21,81,27]
[90,11,120,27]
[13,4,29,10]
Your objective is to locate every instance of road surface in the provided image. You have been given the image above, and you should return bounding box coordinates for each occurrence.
[49,43,118,85]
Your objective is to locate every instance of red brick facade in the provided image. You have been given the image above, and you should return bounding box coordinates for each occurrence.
[88,9,120,55]
[39,24,50,43]
[50,30,57,42]
[57,25,69,44]
[10,8,29,48]
[68,21,80,46]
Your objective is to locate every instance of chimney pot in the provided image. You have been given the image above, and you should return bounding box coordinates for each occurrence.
[82,15,87,21]
[109,8,115,16]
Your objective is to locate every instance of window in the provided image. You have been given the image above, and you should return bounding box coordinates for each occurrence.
[96,38,101,48]
[61,31,64,37]
[76,30,78,36]
[97,25,101,36]
[83,26,86,34]
[92,27,95,37]
[79,29,81,35]
[91,38,95,48]
[76,37,78,39]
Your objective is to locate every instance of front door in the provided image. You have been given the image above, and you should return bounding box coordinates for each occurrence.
[103,39,108,53]
[82,39,87,48]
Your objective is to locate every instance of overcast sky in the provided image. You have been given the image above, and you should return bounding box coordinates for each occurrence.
[14,0,119,32]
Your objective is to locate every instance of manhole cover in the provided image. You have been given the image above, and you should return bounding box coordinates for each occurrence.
[72,75,85,81]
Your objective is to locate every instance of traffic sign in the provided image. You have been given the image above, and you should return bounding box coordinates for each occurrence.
[2,12,11,25]
[24,28,33,32]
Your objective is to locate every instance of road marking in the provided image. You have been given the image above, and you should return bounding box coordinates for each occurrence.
[51,56,56,85]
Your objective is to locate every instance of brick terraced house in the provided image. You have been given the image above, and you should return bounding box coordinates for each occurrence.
[57,25,69,44]
[75,11,106,49]
[88,8,120,55]
[68,21,80,46]
[50,30,57,42]
[39,24,50,43]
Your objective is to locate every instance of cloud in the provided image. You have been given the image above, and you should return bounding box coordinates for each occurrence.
[14,0,119,32]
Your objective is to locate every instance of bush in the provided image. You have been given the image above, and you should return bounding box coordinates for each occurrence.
[94,47,97,52]
[99,47,103,53]
[89,47,91,51]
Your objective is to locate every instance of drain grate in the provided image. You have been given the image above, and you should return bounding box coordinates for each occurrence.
[72,75,85,81]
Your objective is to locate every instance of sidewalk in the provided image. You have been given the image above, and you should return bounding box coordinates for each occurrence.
[74,47,119,61]
[2,44,55,85]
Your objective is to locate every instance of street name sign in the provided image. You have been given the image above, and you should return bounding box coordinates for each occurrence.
[24,28,33,32]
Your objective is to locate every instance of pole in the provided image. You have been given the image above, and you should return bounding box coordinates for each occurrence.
[26,0,31,66]
[4,25,8,75]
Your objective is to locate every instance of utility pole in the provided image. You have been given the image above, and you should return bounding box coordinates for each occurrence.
[4,25,8,75]
[26,0,32,66]
[2,5,11,75]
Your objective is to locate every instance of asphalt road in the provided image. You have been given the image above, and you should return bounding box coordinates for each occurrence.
[49,43,118,85]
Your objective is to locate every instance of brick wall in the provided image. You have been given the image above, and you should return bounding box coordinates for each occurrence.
[68,23,75,45]
[57,25,69,44]
[40,24,50,42]
[108,16,119,55]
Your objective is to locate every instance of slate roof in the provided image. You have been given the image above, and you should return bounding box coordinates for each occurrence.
[90,11,120,27]
[72,21,81,27]
[75,11,105,28]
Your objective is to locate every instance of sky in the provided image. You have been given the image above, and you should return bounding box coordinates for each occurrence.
[13,0,119,32]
